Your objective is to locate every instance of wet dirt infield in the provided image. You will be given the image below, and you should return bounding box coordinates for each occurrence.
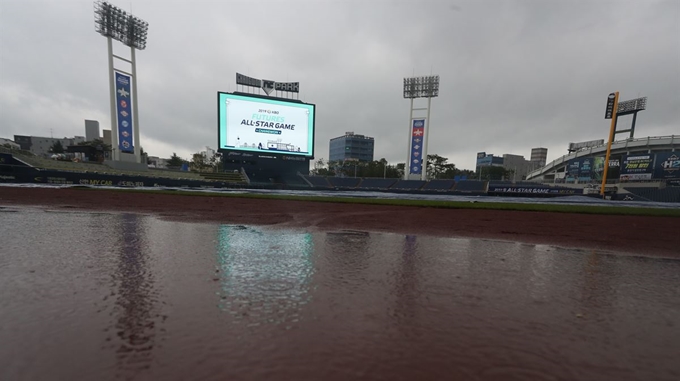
[1,186,678,257]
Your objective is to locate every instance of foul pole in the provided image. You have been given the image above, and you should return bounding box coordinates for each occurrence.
[600,92,619,197]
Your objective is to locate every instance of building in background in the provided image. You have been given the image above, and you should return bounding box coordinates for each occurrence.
[502,154,535,181]
[530,147,548,167]
[14,135,86,157]
[102,130,112,146]
[329,132,375,162]
[475,152,504,172]
[0,138,20,149]
[147,156,168,169]
[85,120,100,142]
[476,150,541,181]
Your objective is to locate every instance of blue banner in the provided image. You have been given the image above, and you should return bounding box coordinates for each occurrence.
[115,72,134,153]
[577,157,593,182]
[409,119,425,175]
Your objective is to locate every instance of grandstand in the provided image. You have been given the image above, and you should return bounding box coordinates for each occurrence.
[527,135,678,183]
[391,180,426,190]
[357,178,398,190]
[328,177,361,189]
[624,187,680,203]
[299,175,487,194]
[5,144,678,202]
[422,179,456,191]
[303,176,332,188]
[0,146,248,185]
[453,180,487,193]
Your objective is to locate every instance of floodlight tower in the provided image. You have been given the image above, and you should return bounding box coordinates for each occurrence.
[94,1,149,163]
[403,75,439,181]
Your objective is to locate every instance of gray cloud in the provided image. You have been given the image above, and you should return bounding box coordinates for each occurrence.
[1,0,678,170]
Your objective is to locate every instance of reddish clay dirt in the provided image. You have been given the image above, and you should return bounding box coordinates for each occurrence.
[1,186,678,257]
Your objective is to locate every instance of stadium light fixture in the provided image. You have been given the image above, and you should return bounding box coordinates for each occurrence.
[616,96,647,116]
[403,75,440,181]
[403,76,440,99]
[613,96,648,140]
[94,1,149,50]
[94,1,149,164]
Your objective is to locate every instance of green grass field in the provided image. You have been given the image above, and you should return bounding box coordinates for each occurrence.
[79,187,680,218]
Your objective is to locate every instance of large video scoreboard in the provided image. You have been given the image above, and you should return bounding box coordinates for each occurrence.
[218,92,315,158]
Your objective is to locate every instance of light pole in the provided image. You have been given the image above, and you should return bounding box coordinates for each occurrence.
[94,1,149,164]
[403,75,439,181]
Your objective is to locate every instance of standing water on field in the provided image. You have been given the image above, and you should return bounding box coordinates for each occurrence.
[1,207,678,381]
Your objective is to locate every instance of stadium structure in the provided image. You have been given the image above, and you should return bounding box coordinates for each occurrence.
[2,134,678,202]
[518,135,680,202]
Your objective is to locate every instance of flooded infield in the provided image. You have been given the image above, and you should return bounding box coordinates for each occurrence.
[1,207,679,381]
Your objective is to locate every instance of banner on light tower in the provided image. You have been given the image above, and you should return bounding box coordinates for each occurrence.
[115,72,134,153]
[409,119,426,175]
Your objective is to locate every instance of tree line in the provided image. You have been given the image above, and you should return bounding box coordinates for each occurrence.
[161,151,517,181]
[310,154,476,179]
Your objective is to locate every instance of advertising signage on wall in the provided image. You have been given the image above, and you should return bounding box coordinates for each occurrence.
[565,159,581,182]
[217,92,315,157]
[620,154,654,181]
[654,152,680,180]
[577,157,593,182]
[566,156,619,182]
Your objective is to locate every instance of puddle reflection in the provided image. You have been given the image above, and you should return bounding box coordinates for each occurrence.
[108,213,159,375]
[215,225,314,327]
[1,208,678,381]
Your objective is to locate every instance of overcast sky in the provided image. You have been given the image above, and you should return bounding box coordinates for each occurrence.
[1,0,678,170]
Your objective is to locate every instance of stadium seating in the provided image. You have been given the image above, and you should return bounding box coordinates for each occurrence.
[391,180,426,190]
[282,175,310,188]
[453,180,488,192]
[303,176,332,188]
[624,187,680,203]
[422,179,456,191]
[357,178,398,190]
[328,177,361,189]
[5,148,211,181]
[199,172,248,184]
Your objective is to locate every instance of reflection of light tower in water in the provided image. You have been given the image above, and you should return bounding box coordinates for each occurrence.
[110,214,159,376]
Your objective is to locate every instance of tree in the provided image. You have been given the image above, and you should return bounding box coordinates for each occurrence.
[77,138,111,153]
[426,154,456,179]
[69,138,112,162]
[190,152,209,172]
[395,163,405,178]
[209,151,223,172]
[50,141,64,154]
[310,158,332,176]
[477,166,513,181]
[167,152,186,168]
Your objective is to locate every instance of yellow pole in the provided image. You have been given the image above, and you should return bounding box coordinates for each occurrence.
[600,91,619,197]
